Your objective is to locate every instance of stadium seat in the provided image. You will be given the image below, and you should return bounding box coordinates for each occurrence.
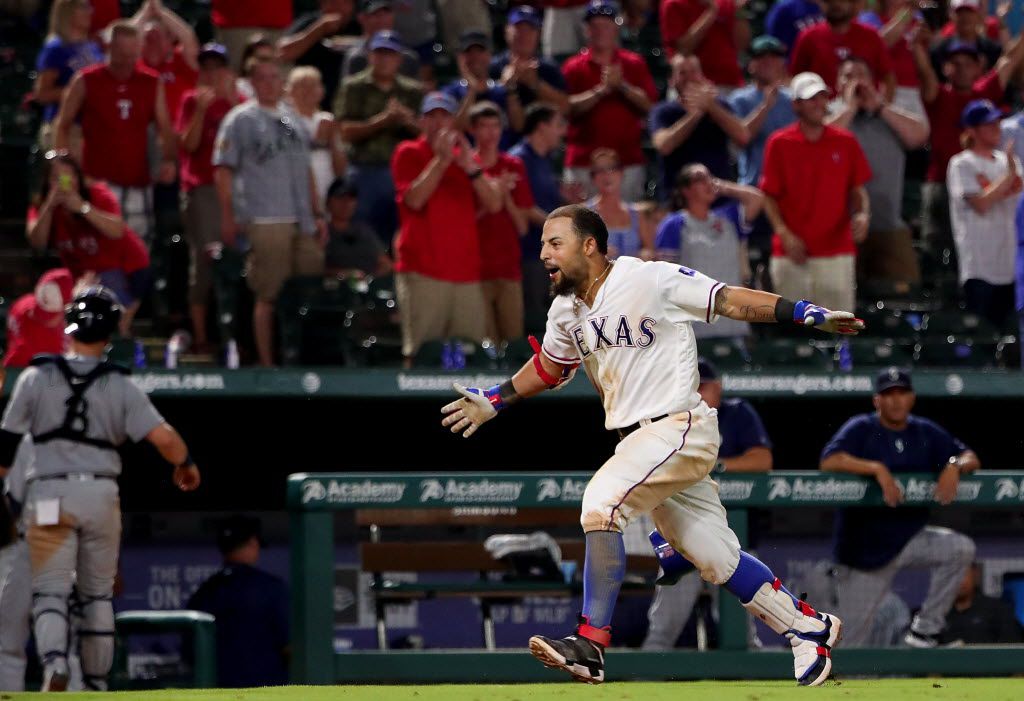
[921,310,1000,341]
[915,338,998,368]
[854,304,920,341]
[748,338,833,370]
[277,276,359,365]
[698,337,751,370]
[844,338,915,367]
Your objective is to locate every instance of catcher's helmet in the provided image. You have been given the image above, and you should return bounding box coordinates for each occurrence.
[64,285,122,343]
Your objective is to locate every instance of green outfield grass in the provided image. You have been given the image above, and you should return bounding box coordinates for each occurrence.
[5,679,1022,701]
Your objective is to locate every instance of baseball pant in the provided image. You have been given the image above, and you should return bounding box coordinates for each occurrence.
[481,279,524,343]
[395,272,487,358]
[0,539,30,691]
[827,526,974,646]
[24,478,121,690]
[642,570,704,650]
[770,254,856,313]
[581,403,741,586]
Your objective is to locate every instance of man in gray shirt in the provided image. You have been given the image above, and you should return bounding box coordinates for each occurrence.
[0,287,200,691]
[828,57,929,288]
[654,163,764,341]
[214,57,327,367]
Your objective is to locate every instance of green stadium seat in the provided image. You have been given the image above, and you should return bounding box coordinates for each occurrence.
[277,276,359,365]
[748,338,833,370]
[844,338,914,367]
[921,311,1000,341]
[915,338,998,368]
[698,337,751,370]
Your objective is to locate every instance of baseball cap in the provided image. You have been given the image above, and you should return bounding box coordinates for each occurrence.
[961,98,1003,127]
[875,367,913,393]
[791,72,828,100]
[945,40,981,59]
[508,5,542,27]
[750,35,787,57]
[197,42,229,65]
[950,0,981,11]
[217,514,264,554]
[35,268,74,315]
[420,91,458,115]
[697,357,720,383]
[360,0,393,12]
[327,175,358,199]
[459,30,492,53]
[369,29,405,52]
[585,0,620,22]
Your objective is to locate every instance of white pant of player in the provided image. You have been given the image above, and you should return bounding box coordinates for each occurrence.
[770,254,856,313]
[0,539,31,691]
[581,402,741,586]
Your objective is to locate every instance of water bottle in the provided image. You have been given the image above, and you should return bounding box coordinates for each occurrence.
[441,341,454,370]
[133,339,147,369]
[165,330,192,369]
[225,339,240,369]
[452,340,466,370]
[837,338,853,373]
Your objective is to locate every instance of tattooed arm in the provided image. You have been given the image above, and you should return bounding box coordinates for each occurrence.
[712,286,780,323]
[713,286,865,333]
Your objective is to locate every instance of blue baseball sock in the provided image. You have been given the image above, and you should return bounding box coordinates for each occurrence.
[581,531,626,629]
[723,551,799,606]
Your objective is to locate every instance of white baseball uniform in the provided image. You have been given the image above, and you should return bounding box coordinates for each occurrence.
[541,257,741,584]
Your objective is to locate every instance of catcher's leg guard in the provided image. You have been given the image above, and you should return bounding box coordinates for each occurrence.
[743,579,842,686]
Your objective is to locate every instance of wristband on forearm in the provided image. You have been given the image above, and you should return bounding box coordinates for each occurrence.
[774,297,796,323]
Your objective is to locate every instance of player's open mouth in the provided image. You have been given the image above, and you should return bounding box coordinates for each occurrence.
[546,267,561,281]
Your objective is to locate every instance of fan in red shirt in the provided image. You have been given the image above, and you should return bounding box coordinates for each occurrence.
[212,0,294,71]
[760,71,871,313]
[25,152,151,335]
[941,0,1004,42]
[177,43,244,352]
[391,92,504,365]
[468,102,535,344]
[791,0,895,99]
[660,0,747,89]
[133,0,200,121]
[2,268,75,368]
[857,0,924,116]
[89,0,121,39]
[55,20,176,245]
[562,1,658,202]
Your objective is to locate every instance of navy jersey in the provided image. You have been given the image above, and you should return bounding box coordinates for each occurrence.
[821,413,968,570]
[717,397,771,459]
[187,563,289,687]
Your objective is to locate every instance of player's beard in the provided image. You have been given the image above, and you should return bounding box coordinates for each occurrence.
[550,267,583,297]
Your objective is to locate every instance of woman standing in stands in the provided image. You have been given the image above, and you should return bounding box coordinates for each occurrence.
[585,148,655,260]
[24,152,150,336]
[34,0,103,154]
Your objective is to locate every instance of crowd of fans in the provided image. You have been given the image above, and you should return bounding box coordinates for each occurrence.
[4,0,1024,368]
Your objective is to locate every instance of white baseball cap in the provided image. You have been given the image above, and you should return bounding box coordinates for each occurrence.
[791,72,829,101]
[950,0,981,11]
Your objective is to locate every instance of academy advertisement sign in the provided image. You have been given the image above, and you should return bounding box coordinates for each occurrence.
[288,472,1024,509]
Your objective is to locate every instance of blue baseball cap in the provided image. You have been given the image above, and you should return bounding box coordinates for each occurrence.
[508,5,542,27]
[585,0,620,21]
[198,42,229,65]
[875,367,913,393]
[961,99,1003,127]
[369,29,405,52]
[420,91,458,115]
[945,40,981,59]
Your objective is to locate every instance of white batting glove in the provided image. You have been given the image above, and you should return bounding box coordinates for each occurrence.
[440,382,501,438]
[794,301,865,335]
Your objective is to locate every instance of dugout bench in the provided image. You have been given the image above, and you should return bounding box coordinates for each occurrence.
[288,470,1024,685]
[357,507,658,650]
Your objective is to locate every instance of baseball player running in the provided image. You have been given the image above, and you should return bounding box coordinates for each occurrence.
[442,205,863,686]
[0,286,201,691]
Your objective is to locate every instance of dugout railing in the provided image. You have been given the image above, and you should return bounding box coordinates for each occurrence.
[287,470,1024,684]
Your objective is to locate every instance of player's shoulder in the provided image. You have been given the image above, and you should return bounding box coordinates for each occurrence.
[546,294,576,323]
[907,414,948,435]
[135,64,161,81]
